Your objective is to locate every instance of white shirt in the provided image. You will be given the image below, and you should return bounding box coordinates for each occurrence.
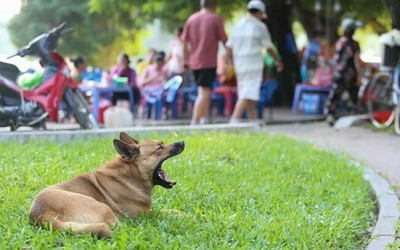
[226,15,273,74]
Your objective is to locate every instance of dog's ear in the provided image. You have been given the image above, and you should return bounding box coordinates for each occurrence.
[119,132,139,145]
[113,139,140,162]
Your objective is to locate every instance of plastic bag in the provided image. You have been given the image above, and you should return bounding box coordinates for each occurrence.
[17,71,43,90]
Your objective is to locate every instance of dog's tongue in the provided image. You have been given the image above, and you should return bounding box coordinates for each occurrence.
[158,170,176,185]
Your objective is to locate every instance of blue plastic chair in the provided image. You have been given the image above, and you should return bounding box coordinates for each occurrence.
[144,75,183,120]
[163,75,183,119]
[82,67,104,83]
[144,88,164,119]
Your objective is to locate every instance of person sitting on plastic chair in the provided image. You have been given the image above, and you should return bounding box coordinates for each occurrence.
[140,75,183,120]
[138,52,168,119]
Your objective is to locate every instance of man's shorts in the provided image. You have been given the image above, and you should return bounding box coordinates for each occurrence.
[192,68,216,89]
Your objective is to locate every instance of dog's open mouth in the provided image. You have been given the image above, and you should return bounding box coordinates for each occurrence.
[153,159,176,189]
[155,167,176,189]
[152,141,184,189]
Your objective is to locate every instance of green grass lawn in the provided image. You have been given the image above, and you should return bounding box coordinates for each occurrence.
[0,131,375,249]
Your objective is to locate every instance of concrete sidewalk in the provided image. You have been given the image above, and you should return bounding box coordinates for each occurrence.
[0,107,324,131]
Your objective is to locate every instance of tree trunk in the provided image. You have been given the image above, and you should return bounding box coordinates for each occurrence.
[293,0,339,45]
[266,1,301,107]
[386,0,400,29]
[292,1,319,39]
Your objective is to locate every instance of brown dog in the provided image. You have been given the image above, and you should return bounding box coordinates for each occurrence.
[29,132,185,238]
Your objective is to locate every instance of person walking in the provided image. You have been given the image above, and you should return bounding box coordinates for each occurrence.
[225,0,283,123]
[181,0,228,125]
[325,18,363,126]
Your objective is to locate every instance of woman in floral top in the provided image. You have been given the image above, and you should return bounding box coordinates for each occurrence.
[325,18,363,125]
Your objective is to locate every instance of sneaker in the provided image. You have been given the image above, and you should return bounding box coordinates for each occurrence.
[199,117,208,125]
[229,118,240,124]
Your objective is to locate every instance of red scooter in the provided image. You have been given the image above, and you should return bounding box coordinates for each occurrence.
[0,22,99,131]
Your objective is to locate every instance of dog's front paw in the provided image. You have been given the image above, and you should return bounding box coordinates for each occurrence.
[94,223,112,238]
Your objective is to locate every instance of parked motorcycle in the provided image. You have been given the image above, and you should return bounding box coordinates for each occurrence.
[0,22,99,131]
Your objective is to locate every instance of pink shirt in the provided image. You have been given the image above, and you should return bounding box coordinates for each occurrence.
[140,64,168,89]
[181,10,227,70]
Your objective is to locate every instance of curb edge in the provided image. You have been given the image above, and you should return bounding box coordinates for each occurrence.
[364,166,400,249]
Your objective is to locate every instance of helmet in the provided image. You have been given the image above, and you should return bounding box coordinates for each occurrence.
[341,18,363,31]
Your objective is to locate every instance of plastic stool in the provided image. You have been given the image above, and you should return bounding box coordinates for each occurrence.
[292,83,332,113]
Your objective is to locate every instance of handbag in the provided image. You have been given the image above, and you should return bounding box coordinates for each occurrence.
[218,62,237,87]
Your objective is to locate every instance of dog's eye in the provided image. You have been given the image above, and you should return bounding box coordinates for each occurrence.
[156,146,163,152]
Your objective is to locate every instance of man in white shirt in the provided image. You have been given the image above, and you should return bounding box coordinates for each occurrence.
[225,0,282,123]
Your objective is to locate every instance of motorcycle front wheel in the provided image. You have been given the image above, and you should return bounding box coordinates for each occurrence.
[63,87,99,129]
[395,102,400,135]
[367,72,395,128]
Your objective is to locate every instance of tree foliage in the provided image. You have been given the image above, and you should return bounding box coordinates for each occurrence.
[8,0,395,68]
[88,0,243,31]
[88,0,392,39]
[7,0,119,64]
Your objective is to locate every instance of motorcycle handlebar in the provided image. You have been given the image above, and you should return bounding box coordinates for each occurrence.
[9,22,71,59]
[6,53,18,59]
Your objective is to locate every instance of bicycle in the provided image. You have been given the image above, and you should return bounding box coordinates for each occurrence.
[366,45,400,134]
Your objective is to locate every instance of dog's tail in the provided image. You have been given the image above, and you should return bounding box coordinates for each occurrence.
[51,218,112,238]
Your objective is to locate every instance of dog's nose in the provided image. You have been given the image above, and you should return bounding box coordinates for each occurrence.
[174,141,185,148]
